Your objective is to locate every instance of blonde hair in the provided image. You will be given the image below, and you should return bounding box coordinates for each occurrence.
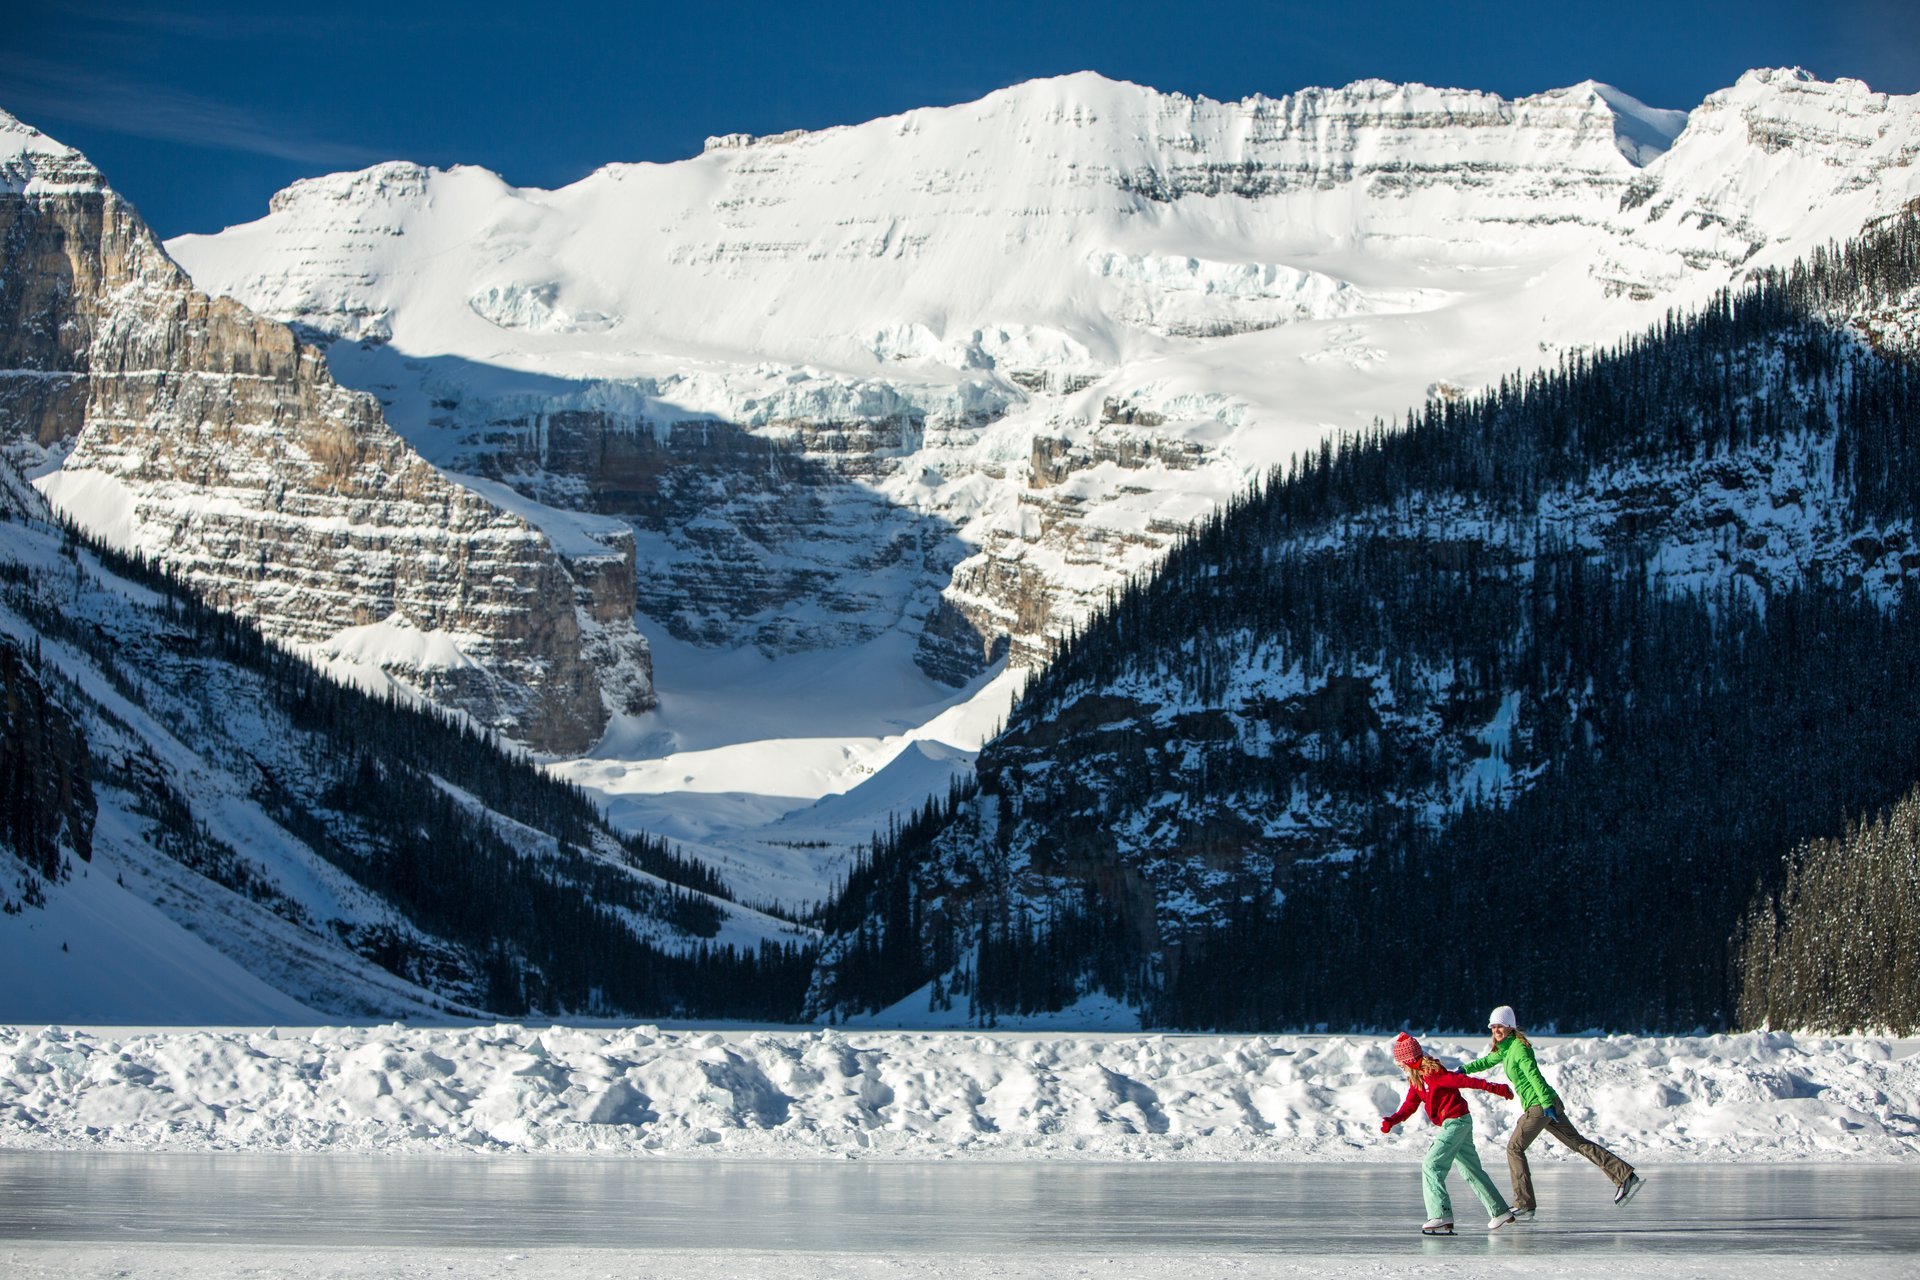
[1404,1054,1446,1082]
[1490,1026,1532,1051]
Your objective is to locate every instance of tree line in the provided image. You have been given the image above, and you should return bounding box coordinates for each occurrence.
[1734,781,1920,1035]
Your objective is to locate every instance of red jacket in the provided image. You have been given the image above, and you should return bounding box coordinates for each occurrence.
[1386,1070,1510,1127]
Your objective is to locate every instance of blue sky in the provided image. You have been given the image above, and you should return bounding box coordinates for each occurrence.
[7,0,1917,238]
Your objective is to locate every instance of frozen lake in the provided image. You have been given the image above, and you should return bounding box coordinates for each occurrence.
[2,1154,1916,1258]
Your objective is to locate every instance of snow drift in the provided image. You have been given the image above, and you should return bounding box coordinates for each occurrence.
[2,1025,1912,1161]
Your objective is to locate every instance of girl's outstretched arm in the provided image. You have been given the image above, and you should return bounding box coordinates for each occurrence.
[1428,1069,1512,1098]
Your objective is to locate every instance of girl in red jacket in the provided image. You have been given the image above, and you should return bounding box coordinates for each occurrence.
[1380,1032,1518,1235]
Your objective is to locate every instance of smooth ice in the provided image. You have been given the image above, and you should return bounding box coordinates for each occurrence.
[2,1155,1916,1257]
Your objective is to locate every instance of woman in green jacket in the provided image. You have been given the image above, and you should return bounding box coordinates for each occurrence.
[1459,1005,1645,1217]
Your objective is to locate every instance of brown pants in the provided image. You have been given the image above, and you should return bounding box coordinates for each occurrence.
[1507,1104,1635,1211]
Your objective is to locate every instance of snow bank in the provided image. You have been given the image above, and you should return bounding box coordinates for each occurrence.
[2,1025,1912,1161]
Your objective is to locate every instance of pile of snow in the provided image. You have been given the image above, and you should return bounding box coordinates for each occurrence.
[2,1025,1912,1160]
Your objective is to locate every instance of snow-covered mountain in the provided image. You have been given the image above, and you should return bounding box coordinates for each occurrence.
[4,65,1917,1027]
[144,69,1920,911]
[8,69,1920,927]
[806,204,1920,1030]
[170,70,1920,695]
[0,110,653,755]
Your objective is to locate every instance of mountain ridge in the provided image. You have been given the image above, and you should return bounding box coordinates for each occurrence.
[148,66,1920,912]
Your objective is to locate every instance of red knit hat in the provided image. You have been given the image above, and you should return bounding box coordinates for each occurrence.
[1392,1032,1423,1067]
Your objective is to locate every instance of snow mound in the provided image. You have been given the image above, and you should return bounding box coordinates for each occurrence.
[1,1026,1912,1161]
[318,612,490,673]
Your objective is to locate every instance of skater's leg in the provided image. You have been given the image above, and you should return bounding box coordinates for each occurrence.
[1543,1110,1635,1187]
[1451,1120,1512,1217]
[1506,1105,1548,1212]
[1422,1124,1461,1222]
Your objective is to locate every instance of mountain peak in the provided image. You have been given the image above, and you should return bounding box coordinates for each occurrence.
[1577,81,1691,165]
[1725,66,1889,103]
[0,109,103,196]
[266,160,437,214]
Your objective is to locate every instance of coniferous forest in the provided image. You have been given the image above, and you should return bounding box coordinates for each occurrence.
[809,207,1920,1034]
[0,632,94,908]
[1734,781,1920,1035]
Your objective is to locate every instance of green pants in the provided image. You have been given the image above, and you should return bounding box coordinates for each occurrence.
[1422,1115,1511,1222]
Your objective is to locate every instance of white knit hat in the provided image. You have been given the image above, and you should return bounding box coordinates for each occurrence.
[1488,1005,1518,1029]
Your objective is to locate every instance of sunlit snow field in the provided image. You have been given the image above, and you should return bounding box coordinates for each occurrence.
[548,630,1019,907]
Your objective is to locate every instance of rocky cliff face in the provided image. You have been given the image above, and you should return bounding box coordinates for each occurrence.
[169,72,1920,697]
[0,111,652,753]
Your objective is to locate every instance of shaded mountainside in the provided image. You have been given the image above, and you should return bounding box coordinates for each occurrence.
[0,466,807,1020]
[0,109,653,755]
[808,209,1920,1032]
[0,633,93,909]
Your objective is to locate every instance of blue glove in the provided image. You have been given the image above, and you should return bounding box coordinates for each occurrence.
[1544,1104,1563,1126]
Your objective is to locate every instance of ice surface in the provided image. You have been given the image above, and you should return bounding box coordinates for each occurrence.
[10,1244,1918,1280]
[5,1157,1918,1275]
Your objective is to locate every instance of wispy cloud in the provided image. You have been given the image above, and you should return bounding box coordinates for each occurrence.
[0,55,385,167]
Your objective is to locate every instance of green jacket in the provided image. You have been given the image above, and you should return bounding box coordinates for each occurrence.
[1460,1036,1559,1111]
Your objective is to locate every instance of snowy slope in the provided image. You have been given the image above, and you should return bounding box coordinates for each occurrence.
[164,69,1920,910]
[554,629,1015,905]
[170,69,1918,459]
[0,463,802,1023]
